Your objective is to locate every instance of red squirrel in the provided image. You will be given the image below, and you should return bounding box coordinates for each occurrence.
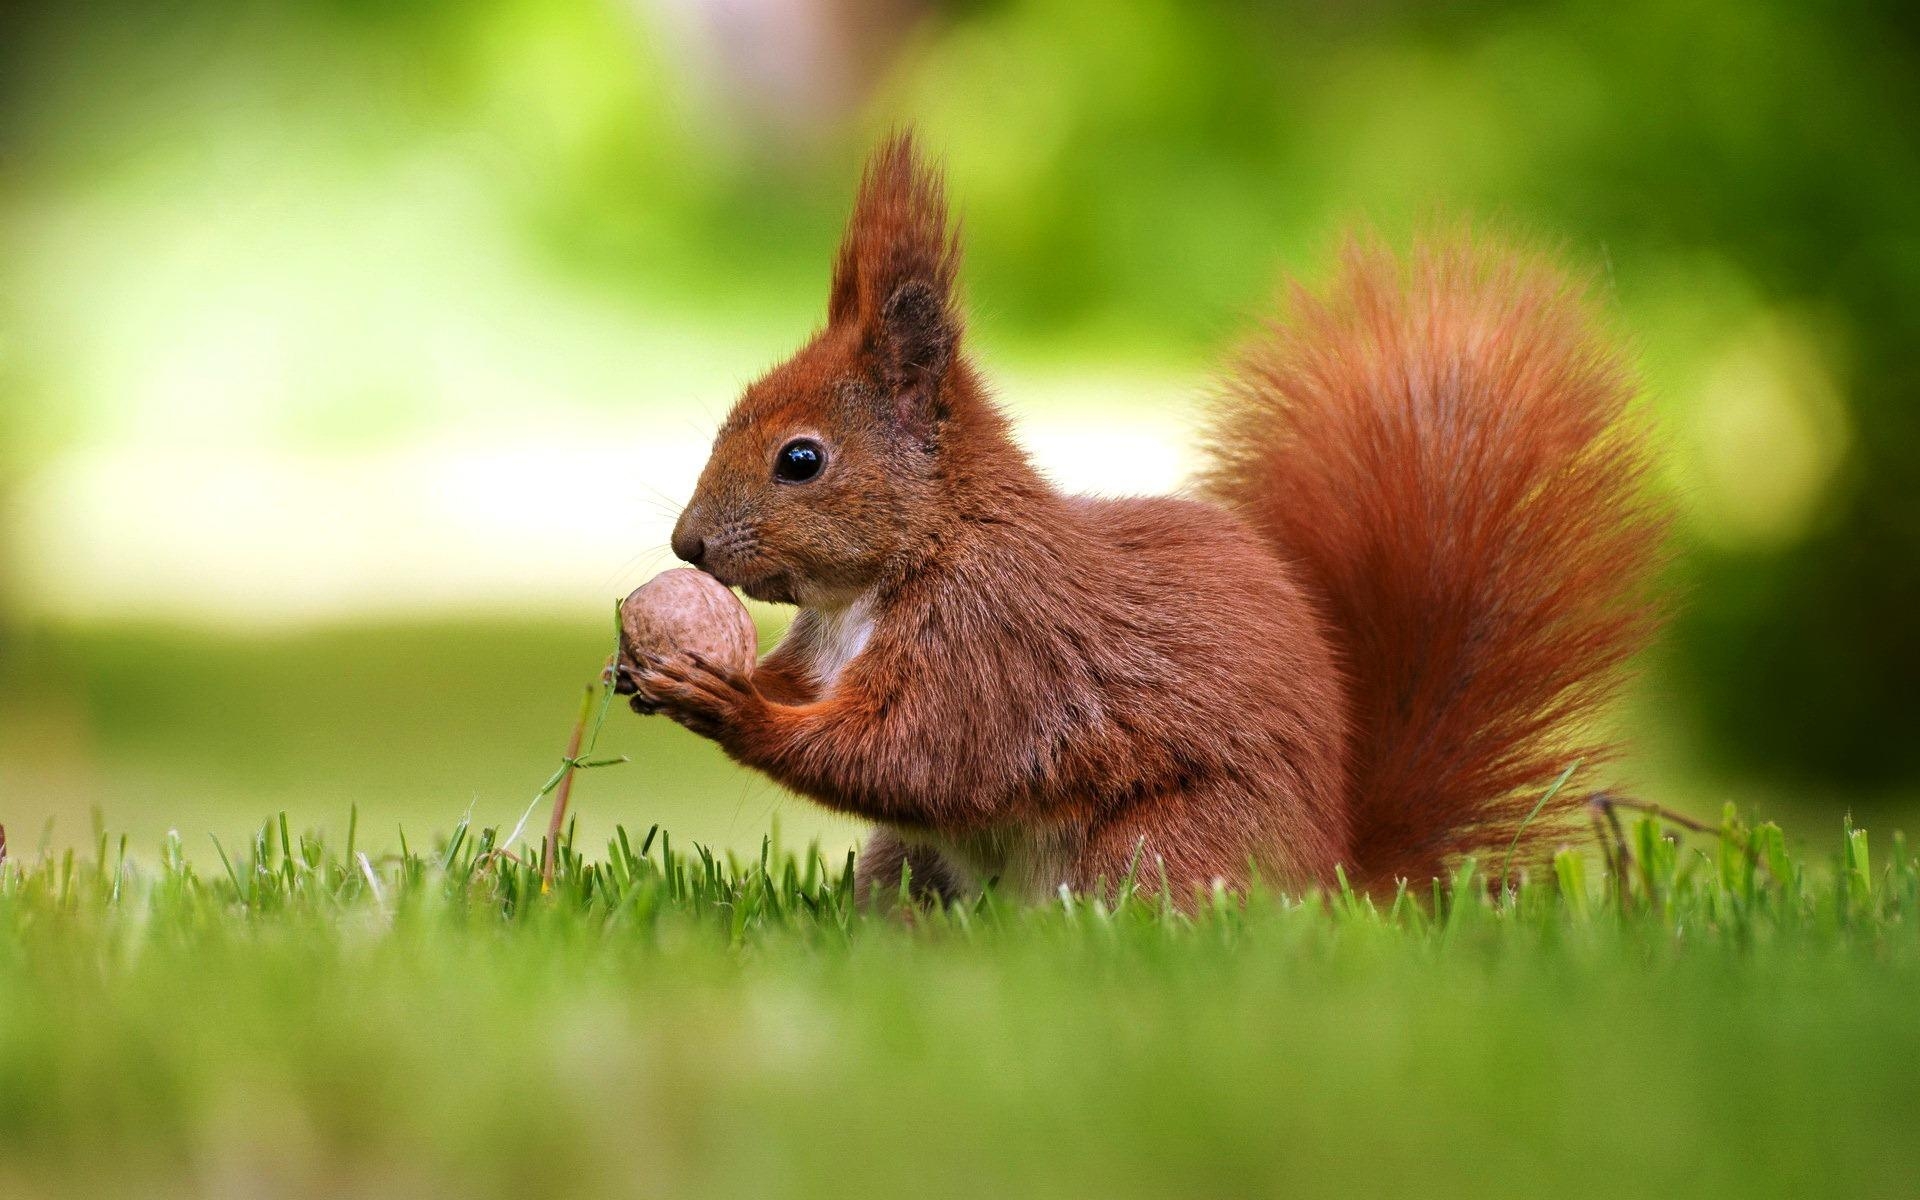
[618,131,1666,903]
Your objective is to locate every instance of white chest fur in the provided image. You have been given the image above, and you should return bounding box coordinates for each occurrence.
[912,823,1089,904]
[800,593,878,692]
[791,593,1086,901]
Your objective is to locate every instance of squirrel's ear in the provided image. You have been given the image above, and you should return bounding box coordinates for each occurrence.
[828,130,962,431]
[873,278,955,412]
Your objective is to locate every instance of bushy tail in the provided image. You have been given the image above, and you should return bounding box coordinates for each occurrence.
[1199,236,1668,886]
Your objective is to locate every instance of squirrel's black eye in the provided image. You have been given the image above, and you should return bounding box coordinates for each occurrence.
[774,437,826,484]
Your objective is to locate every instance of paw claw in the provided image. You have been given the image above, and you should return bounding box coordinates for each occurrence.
[620,647,757,740]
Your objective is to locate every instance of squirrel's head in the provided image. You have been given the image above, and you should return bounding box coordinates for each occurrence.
[670,131,973,609]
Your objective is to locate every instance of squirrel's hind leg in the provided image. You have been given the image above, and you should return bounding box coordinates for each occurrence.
[1082,782,1342,907]
[853,827,963,908]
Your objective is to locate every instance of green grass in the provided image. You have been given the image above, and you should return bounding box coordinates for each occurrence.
[4,638,1916,1197]
[0,619,861,860]
[10,619,1912,871]
[1,789,1915,1199]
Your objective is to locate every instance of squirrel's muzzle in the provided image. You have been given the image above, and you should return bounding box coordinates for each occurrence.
[671,511,707,568]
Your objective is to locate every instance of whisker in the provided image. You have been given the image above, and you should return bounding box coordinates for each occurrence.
[633,480,686,518]
[600,543,675,592]
[633,497,683,522]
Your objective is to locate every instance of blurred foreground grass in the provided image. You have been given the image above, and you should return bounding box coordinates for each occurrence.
[0,805,1914,1199]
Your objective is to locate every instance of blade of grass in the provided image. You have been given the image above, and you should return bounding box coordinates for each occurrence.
[1501,760,1581,896]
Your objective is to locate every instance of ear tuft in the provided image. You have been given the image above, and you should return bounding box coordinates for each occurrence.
[828,130,962,366]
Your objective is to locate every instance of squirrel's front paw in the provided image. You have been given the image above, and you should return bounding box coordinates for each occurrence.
[623,652,759,741]
[611,659,662,715]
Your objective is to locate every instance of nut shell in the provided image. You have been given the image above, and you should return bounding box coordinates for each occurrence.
[619,569,757,676]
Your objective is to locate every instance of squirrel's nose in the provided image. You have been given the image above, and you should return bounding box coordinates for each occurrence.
[671,519,706,567]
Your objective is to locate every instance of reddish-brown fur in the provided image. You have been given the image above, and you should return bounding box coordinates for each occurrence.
[621,132,1666,902]
[1199,239,1668,886]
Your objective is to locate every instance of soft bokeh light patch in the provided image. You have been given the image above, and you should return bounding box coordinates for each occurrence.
[1687,315,1851,551]
[11,371,1193,625]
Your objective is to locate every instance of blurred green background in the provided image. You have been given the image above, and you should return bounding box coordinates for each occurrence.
[2,0,1917,859]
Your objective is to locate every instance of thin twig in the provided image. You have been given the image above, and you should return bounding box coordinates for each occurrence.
[1591,793,1634,910]
[542,685,595,891]
[1590,793,1635,860]
[1587,803,1617,885]
[483,651,625,877]
[1594,793,1719,836]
